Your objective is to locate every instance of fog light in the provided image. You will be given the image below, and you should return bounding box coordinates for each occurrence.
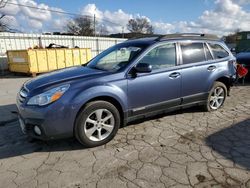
[34,126,42,136]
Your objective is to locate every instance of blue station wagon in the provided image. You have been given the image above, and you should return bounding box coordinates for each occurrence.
[17,33,236,147]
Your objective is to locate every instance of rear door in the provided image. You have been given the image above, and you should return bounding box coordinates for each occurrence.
[179,41,214,104]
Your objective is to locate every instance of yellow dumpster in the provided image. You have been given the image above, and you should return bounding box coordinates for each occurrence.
[7,48,92,76]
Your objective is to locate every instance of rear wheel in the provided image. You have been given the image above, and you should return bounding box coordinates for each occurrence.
[75,101,120,147]
[204,81,227,112]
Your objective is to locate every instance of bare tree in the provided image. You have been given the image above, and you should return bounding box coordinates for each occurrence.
[0,0,8,8]
[127,18,153,34]
[67,16,95,36]
[0,0,10,32]
[0,14,8,32]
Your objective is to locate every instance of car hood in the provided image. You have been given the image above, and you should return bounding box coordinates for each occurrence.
[24,66,106,91]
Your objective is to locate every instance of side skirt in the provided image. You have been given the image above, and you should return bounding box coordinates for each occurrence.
[124,92,209,124]
[126,100,206,123]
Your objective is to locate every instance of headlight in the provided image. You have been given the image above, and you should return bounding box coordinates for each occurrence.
[27,84,70,106]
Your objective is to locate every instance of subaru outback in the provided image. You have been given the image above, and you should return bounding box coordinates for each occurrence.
[17,33,236,147]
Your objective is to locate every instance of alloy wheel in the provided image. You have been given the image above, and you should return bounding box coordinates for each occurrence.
[84,109,115,141]
[209,86,225,110]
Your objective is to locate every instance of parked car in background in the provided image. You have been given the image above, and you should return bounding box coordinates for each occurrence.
[236,51,250,69]
[17,33,237,147]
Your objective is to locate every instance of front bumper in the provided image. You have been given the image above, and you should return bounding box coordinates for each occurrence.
[18,115,49,140]
[16,99,76,140]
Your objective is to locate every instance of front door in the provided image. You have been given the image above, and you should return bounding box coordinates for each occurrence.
[127,42,181,116]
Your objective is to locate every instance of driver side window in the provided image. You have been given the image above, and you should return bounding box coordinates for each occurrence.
[138,43,176,70]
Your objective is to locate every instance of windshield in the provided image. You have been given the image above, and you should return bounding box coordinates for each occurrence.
[87,44,144,72]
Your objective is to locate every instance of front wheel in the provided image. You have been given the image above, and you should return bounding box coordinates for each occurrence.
[75,101,120,147]
[204,81,227,112]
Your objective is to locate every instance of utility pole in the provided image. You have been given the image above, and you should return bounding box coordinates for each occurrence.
[94,14,96,37]
[99,24,103,37]
[122,26,124,38]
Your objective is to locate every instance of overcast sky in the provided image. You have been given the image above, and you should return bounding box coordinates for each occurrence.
[0,0,250,36]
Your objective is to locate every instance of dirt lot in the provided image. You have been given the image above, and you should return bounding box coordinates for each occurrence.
[0,75,250,188]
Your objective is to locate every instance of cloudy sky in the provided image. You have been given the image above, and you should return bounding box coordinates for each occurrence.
[0,0,250,36]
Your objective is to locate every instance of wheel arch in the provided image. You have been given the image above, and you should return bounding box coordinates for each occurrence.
[215,76,231,95]
[73,95,126,136]
[207,73,232,95]
[87,96,124,124]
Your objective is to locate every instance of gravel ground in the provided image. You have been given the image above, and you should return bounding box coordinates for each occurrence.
[0,76,249,188]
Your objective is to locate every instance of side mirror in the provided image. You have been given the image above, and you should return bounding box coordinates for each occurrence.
[134,63,152,73]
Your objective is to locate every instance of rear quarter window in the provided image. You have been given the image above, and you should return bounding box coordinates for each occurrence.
[208,43,229,59]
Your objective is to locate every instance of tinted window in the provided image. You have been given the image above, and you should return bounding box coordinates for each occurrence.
[209,43,229,59]
[138,43,176,70]
[181,43,206,64]
[204,44,213,60]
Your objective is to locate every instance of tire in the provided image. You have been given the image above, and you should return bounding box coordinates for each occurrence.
[204,81,227,112]
[75,100,120,147]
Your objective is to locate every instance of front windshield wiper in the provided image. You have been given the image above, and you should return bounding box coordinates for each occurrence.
[82,62,90,67]
[88,66,106,71]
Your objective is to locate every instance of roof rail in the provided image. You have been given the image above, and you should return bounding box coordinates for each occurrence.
[127,34,161,40]
[155,33,220,41]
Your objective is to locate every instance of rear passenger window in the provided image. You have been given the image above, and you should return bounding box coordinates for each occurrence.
[180,43,206,64]
[208,43,229,59]
[204,44,213,60]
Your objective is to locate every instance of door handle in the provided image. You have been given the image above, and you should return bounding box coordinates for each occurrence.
[207,65,216,72]
[169,72,180,79]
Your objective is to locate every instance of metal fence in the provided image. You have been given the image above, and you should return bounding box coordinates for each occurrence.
[0,32,127,71]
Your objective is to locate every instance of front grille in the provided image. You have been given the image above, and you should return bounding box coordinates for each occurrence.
[18,86,29,103]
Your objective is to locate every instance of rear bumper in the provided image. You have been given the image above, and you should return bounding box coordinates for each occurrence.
[230,75,237,85]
